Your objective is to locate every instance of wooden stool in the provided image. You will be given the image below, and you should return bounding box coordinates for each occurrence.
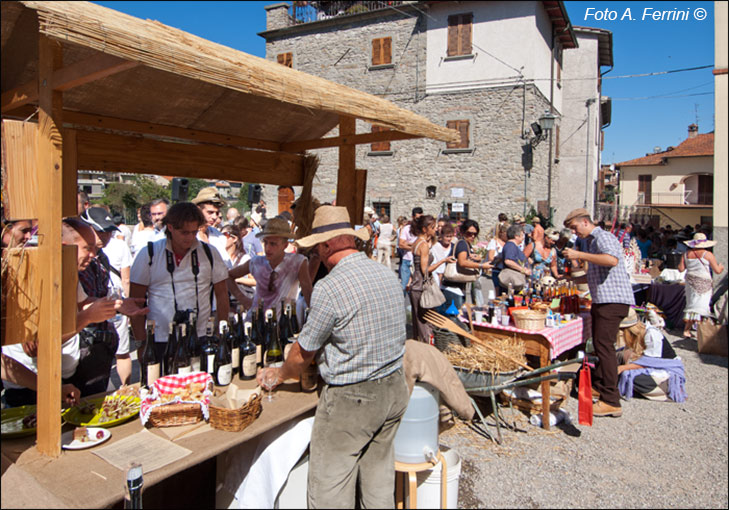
[394,451,447,509]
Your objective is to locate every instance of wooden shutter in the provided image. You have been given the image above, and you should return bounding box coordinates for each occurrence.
[277,52,293,67]
[447,14,473,56]
[639,175,652,204]
[372,37,392,66]
[446,120,469,149]
[371,125,391,152]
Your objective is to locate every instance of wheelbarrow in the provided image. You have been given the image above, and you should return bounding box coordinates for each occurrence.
[455,354,598,444]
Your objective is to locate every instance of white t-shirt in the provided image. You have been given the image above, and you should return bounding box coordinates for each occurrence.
[2,285,86,387]
[116,224,133,248]
[131,228,157,259]
[103,236,132,293]
[400,224,417,262]
[201,226,231,266]
[486,238,505,258]
[377,223,394,247]
[430,242,452,286]
[130,238,229,343]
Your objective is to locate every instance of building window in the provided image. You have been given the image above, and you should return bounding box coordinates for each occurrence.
[556,46,563,88]
[638,174,652,205]
[447,14,473,57]
[277,52,293,68]
[371,37,392,66]
[444,120,470,151]
[698,174,713,205]
[371,201,391,220]
[369,125,391,153]
[447,202,469,222]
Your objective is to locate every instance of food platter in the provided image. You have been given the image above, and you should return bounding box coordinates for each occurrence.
[61,427,111,450]
[62,395,141,428]
[1,405,39,439]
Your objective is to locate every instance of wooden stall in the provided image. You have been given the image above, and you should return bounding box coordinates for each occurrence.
[1,0,459,457]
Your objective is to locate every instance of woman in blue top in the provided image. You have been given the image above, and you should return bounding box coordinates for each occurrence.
[496,224,531,295]
[532,228,560,283]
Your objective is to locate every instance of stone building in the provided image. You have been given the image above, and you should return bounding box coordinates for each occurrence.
[260,1,609,229]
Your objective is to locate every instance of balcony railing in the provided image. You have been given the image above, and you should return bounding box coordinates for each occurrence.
[291,1,405,24]
[636,191,713,206]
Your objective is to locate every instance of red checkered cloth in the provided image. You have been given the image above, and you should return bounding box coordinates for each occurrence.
[463,316,585,359]
[140,372,214,425]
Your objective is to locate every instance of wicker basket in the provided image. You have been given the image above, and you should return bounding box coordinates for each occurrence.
[511,309,547,331]
[209,393,263,432]
[147,403,203,427]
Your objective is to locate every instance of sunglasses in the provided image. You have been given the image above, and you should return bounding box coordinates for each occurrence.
[222,231,237,238]
[464,231,478,237]
[268,271,278,292]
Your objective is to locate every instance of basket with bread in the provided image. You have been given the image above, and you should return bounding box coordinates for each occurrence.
[140,372,214,427]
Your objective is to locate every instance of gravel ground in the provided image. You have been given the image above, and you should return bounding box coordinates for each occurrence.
[440,328,728,509]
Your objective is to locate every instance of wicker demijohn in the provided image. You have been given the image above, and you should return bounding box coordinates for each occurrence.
[209,393,263,432]
[147,403,203,427]
[511,309,548,331]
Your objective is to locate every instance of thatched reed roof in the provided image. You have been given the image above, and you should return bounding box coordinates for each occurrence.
[2,1,459,149]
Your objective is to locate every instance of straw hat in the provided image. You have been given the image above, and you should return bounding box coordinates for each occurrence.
[255,217,292,239]
[295,206,370,248]
[684,232,716,249]
[191,187,225,207]
[514,215,526,224]
[619,308,639,328]
[532,217,541,224]
[544,228,560,241]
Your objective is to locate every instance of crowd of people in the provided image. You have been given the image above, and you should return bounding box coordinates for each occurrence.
[1,189,724,508]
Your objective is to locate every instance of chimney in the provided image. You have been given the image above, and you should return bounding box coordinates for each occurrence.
[265,3,292,31]
[688,123,698,139]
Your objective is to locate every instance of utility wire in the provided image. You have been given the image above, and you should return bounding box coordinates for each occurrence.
[611,91,713,101]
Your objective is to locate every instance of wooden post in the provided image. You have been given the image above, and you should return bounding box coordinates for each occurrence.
[35,35,64,457]
[336,115,357,224]
[62,129,78,217]
[354,169,367,227]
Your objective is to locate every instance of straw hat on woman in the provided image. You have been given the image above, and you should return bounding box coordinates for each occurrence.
[678,233,724,338]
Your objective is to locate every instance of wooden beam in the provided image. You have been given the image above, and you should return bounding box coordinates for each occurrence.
[281,130,421,152]
[62,129,78,217]
[354,169,368,228]
[1,53,139,113]
[64,111,282,152]
[76,130,304,186]
[35,34,64,458]
[336,116,358,224]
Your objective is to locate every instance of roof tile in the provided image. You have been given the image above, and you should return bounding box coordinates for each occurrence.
[616,133,713,166]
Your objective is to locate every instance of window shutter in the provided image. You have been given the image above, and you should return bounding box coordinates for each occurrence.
[371,125,391,152]
[555,126,561,158]
[277,53,285,65]
[446,120,458,148]
[382,37,392,65]
[458,120,470,148]
[277,52,293,67]
[460,14,472,55]
[447,16,459,56]
[372,38,382,66]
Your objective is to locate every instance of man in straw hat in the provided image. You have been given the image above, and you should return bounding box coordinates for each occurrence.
[257,206,409,508]
[192,186,231,266]
[678,232,724,338]
[227,216,312,316]
[563,208,634,418]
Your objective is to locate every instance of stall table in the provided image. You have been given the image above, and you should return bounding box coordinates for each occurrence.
[462,316,588,430]
[1,380,318,509]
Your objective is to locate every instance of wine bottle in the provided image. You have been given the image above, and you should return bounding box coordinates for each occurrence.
[172,323,192,374]
[240,322,257,381]
[187,310,201,372]
[141,320,161,389]
[266,308,284,367]
[278,300,290,343]
[231,310,242,377]
[200,317,216,376]
[163,321,177,376]
[290,302,301,336]
[250,308,263,368]
[260,309,274,367]
[214,321,233,386]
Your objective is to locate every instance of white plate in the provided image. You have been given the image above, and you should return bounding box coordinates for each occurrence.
[61,427,111,450]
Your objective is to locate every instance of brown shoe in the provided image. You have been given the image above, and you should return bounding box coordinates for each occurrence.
[591,388,600,400]
[593,400,622,417]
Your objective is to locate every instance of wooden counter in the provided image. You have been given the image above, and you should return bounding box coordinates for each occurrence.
[1,380,318,509]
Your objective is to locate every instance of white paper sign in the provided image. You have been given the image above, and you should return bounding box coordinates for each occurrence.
[451,188,464,198]
[451,202,465,213]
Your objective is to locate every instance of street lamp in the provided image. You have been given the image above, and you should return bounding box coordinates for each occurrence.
[522,111,558,215]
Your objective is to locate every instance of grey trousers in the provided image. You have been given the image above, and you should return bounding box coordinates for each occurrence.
[307,368,410,509]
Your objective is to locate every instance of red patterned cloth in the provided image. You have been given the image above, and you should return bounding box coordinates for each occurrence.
[140,372,214,425]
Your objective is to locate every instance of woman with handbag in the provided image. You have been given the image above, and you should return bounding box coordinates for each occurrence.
[408,215,440,342]
[495,224,532,295]
[487,222,509,293]
[440,220,492,313]
[678,233,724,338]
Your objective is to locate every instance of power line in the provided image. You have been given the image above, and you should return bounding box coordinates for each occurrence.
[612,91,713,101]
[602,64,713,80]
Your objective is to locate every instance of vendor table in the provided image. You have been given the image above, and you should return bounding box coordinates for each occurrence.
[463,316,587,430]
[1,379,318,509]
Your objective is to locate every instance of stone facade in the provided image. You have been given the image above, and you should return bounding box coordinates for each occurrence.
[262,4,557,228]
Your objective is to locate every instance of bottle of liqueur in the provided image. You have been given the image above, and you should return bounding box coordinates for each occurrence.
[229,312,241,377]
[187,310,201,372]
[250,308,263,368]
[200,317,217,377]
[214,321,233,386]
[239,322,257,381]
[163,321,177,376]
[172,323,192,375]
[141,320,161,389]
[266,308,284,367]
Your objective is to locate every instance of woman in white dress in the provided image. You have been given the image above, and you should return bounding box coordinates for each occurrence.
[678,233,724,338]
[376,215,394,269]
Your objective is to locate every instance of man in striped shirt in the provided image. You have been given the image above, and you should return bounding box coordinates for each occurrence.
[258,206,409,509]
[564,208,635,418]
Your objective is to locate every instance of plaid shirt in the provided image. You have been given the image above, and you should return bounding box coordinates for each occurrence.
[297,252,406,385]
[586,227,635,305]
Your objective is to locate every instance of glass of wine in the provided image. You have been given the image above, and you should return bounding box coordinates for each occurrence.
[262,368,279,402]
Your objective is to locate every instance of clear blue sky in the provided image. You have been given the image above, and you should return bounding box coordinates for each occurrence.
[94,1,716,165]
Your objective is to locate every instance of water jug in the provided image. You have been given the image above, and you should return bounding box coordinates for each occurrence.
[394,382,440,464]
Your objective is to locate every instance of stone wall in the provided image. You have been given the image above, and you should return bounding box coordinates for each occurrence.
[263,8,556,229]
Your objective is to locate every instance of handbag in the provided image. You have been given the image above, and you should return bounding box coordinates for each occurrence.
[578,359,593,426]
[498,267,527,290]
[443,242,479,283]
[697,318,728,357]
[420,274,446,309]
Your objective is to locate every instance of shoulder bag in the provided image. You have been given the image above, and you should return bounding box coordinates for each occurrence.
[443,241,479,283]
[498,267,527,290]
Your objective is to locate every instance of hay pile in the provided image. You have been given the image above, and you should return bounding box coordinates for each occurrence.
[446,336,527,374]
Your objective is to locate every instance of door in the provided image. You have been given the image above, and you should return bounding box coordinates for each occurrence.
[638,175,652,204]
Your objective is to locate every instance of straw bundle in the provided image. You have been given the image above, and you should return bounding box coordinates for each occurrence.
[445,336,527,374]
[23,1,460,144]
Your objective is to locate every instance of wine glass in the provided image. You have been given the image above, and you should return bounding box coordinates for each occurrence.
[262,369,279,402]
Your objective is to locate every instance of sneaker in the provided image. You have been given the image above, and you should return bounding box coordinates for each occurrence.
[593,400,622,417]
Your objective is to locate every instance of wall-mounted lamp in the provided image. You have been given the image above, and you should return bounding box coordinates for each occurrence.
[426,185,437,199]
[525,111,557,148]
